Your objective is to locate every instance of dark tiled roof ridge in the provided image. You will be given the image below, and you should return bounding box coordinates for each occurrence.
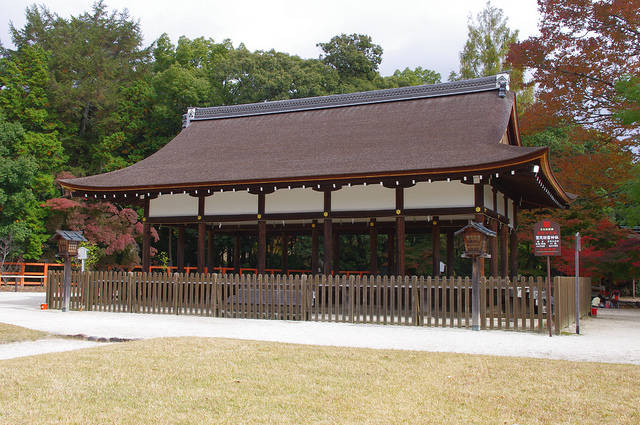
[188,74,508,122]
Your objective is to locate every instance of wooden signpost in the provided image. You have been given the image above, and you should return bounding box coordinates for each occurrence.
[533,220,561,337]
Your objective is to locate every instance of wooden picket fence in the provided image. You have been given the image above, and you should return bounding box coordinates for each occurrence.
[46,271,590,333]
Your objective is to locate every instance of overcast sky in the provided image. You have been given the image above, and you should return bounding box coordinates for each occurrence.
[0,0,540,78]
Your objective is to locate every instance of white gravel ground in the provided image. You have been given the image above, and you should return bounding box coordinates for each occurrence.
[1,292,639,364]
[0,338,107,360]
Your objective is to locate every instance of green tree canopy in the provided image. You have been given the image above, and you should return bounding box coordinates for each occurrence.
[317,33,383,81]
[450,1,518,81]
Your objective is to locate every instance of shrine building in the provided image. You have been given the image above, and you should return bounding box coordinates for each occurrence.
[59,74,571,277]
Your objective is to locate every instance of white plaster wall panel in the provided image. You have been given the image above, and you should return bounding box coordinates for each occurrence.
[332,185,395,211]
[497,191,506,216]
[266,188,323,214]
[484,185,493,210]
[205,192,257,215]
[404,181,474,209]
[149,193,198,217]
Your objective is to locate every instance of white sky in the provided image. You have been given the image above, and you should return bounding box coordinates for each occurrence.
[0,0,540,78]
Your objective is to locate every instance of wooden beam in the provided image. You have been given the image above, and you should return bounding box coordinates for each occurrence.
[369,219,378,275]
[177,226,185,273]
[146,206,481,225]
[432,217,440,277]
[446,231,455,276]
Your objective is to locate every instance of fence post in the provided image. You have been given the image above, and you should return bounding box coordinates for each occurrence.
[46,270,52,306]
[553,276,560,335]
[348,275,355,323]
[411,276,418,325]
[173,273,179,315]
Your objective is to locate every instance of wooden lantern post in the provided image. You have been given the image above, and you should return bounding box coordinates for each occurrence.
[455,222,496,331]
[51,230,87,312]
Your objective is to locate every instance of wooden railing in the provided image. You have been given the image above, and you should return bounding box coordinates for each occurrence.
[105,265,368,277]
[0,263,64,287]
[45,271,591,333]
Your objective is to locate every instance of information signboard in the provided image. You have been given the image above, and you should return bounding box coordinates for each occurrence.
[534,220,561,256]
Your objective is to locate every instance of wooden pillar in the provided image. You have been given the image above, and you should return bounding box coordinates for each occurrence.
[500,223,508,277]
[369,219,378,275]
[489,219,498,277]
[323,190,333,275]
[142,198,150,272]
[197,222,206,273]
[234,233,241,273]
[311,220,319,275]
[167,226,174,267]
[396,187,405,276]
[177,226,185,273]
[509,201,519,279]
[333,230,340,273]
[281,232,289,274]
[446,231,455,276]
[474,182,485,276]
[432,217,441,276]
[257,193,266,274]
[196,196,206,273]
[207,228,214,273]
[387,232,395,275]
[142,223,150,272]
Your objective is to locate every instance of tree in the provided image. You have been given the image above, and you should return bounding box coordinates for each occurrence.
[44,189,159,268]
[0,114,46,259]
[384,67,441,87]
[10,1,152,173]
[615,75,640,127]
[450,1,518,81]
[317,33,383,81]
[508,0,640,140]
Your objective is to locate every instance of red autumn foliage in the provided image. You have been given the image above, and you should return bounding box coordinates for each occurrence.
[508,0,640,141]
[43,197,158,266]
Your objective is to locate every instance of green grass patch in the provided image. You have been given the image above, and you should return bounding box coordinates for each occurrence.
[0,322,49,344]
[0,337,638,424]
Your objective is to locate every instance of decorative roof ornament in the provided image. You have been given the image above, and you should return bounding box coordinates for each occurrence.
[496,73,510,98]
[182,107,196,128]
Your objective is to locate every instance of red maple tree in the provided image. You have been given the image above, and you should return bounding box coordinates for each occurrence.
[44,192,158,268]
[508,0,640,141]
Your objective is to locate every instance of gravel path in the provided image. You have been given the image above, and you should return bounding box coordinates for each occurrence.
[1,292,639,364]
[0,338,107,360]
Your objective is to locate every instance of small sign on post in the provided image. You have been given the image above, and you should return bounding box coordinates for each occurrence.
[534,220,561,256]
[534,220,561,337]
[77,246,88,272]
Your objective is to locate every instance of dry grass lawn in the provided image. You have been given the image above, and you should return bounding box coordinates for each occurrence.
[0,322,49,344]
[0,337,638,424]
